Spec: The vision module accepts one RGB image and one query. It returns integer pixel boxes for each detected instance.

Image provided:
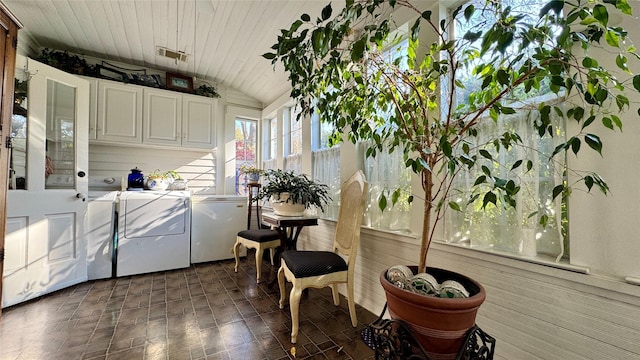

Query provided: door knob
[77,171,86,177]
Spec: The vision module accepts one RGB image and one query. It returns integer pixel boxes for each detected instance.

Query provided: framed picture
[166,72,193,92]
[98,65,126,82]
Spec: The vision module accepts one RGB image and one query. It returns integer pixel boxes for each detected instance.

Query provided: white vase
[270,192,306,216]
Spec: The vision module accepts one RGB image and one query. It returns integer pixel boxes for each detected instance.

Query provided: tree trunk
[418,168,433,273]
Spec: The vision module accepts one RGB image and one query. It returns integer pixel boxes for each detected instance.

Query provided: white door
[3,59,89,308]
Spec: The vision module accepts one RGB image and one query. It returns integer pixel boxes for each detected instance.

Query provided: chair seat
[281,251,348,278]
[237,229,281,242]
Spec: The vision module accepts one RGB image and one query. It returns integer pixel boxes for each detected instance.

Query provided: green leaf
[571,137,581,155]
[610,114,623,130]
[633,75,640,91]
[511,160,522,170]
[410,19,421,42]
[605,30,620,47]
[301,13,311,22]
[392,189,400,205]
[262,52,276,60]
[448,201,461,211]
[585,134,603,154]
[582,115,595,129]
[540,0,563,16]
[321,4,332,21]
[593,5,609,26]
[552,184,564,200]
[540,214,549,228]
[421,10,432,20]
[616,54,629,72]
[378,194,387,212]
[352,39,366,61]
[602,117,613,130]
[479,149,492,160]
[464,5,475,21]
[584,175,594,191]
[482,192,497,209]
[473,175,486,186]
[496,69,509,86]
[616,0,633,15]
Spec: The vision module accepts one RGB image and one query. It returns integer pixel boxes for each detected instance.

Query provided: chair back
[333,170,368,263]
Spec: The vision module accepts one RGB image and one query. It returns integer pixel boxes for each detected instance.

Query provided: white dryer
[117,190,191,277]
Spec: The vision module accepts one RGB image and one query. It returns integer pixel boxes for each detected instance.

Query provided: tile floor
[0,258,378,360]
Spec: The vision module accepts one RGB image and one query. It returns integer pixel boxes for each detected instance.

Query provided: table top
[261,211,319,227]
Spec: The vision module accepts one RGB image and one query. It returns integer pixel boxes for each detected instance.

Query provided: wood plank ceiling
[3,0,332,107]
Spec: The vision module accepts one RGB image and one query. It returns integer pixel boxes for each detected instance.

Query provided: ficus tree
[265,0,640,273]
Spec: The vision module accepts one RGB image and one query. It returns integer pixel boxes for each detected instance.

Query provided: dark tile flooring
[0,257,377,360]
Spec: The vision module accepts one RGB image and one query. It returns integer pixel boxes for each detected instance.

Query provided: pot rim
[380,266,486,309]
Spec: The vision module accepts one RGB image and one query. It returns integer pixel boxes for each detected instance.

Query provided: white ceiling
[3,0,333,107]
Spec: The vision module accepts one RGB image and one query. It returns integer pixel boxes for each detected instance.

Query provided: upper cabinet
[182,94,217,149]
[143,88,181,146]
[96,80,143,144]
[83,77,218,149]
[87,78,216,150]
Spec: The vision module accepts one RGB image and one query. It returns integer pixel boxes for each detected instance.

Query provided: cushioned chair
[277,170,368,343]
[234,187,281,283]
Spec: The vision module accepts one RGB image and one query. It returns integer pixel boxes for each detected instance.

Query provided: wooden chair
[234,184,281,283]
[277,170,368,343]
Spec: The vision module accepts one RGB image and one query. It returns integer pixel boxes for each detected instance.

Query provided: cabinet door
[143,88,181,146]
[182,94,216,149]
[96,80,142,143]
[79,76,98,140]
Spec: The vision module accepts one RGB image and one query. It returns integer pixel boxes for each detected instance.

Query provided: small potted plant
[240,164,263,184]
[257,169,330,216]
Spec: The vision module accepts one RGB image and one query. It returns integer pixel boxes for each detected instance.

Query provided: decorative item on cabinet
[166,72,193,92]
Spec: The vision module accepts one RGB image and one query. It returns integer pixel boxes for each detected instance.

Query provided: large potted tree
[265,0,640,357]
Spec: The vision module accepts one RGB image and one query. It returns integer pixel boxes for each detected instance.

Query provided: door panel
[3,59,89,308]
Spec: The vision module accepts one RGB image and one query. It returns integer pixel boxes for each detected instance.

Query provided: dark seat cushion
[281,251,348,278]
[238,229,281,242]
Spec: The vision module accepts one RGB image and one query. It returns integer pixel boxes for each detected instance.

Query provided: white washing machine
[87,176,122,280]
[117,190,191,277]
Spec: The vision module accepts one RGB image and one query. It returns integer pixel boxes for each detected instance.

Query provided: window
[235,118,258,196]
[360,142,412,232]
[262,117,278,171]
[284,106,302,173]
[312,110,340,219]
[359,37,413,232]
[443,0,566,261]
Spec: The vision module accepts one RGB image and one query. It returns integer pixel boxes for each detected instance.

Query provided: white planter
[146,177,169,191]
[270,192,306,216]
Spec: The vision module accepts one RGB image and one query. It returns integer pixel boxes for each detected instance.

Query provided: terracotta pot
[379,266,486,360]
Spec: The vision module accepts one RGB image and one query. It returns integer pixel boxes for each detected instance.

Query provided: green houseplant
[258,169,330,216]
[266,0,640,356]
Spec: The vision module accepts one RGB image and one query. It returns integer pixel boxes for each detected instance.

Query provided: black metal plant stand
[362,303,496,360]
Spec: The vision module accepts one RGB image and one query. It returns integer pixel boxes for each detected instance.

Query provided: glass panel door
[45,80,76,190]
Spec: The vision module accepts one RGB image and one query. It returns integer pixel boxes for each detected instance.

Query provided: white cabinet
[143,88,182,146]
[143,89,216,149]
[88,79,216,149]
[182,94,217,149]
[83,77,98,140]
[96,80,143,143]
